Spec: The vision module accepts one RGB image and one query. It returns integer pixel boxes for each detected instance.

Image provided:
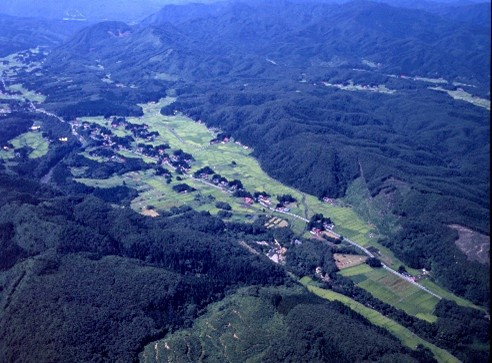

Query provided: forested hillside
[0,133,432,362]
[0,0,490,361]
[25,0,490,306]
[0,0,214,22]
[0,15,85,56]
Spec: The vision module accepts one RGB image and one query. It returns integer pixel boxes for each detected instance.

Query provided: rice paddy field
[75,97,482,315]
[300,277,459,363]
[7,83,46,103]
[0,51,46,103]
[339,264,439,322]
[0,131,50,160]
[79,100,383,236]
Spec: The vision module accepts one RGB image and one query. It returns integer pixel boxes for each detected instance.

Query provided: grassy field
[0,51,46,103]
[75,97,483,314]
[300,277,459,363]
[8,83,46,103]
[77,169,258,224]
[420,279,485,311]
[339,265,439,322]
[0,131,50,159]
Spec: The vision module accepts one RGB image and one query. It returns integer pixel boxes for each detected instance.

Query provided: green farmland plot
[8,83,46,103]
[77,169,259,223]
[0,131,50,159]
[339,265,439,322]
[300,277,459,363]
[76,98,483,316]
[420,279,485,312]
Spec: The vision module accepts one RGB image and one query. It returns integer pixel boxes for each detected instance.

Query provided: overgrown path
[300,193,309,220]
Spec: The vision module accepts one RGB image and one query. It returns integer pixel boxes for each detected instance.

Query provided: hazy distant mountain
[434,2,491,27]
[52,0,489,83]
[376,0,491,27]
[0,14,85,56]
[0,0,217,23]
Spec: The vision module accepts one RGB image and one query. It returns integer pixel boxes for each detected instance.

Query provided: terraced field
[140,287,286,363]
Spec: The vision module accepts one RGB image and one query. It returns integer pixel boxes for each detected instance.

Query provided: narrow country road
[269,204,442,300]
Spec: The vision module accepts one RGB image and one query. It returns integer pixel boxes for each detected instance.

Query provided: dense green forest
[13,0,491,308]
[0,167,285,361]
[0,14,85,57]
[0,142,441,362]
[140,285,437,363]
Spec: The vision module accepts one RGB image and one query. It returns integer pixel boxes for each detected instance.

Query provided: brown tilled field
[334,253,368,270]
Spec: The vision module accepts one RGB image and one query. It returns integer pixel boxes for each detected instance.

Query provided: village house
[323,222,335,230]
[315,266,330,282]
[258,196,272,206]
[323,196,335,205]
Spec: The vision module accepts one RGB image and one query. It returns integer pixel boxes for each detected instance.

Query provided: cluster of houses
[256,192,273,208]
[108,117,159,141]
[74,119,195,173]
[400,268,429,283]
[308,213,335,237]
[75,121,132,150]
[274,194,296,213]
[136,143,170,159]
[208,133,251,151]
[162,149,194,173]
[122,122,158,142]
[193,165,248,194]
